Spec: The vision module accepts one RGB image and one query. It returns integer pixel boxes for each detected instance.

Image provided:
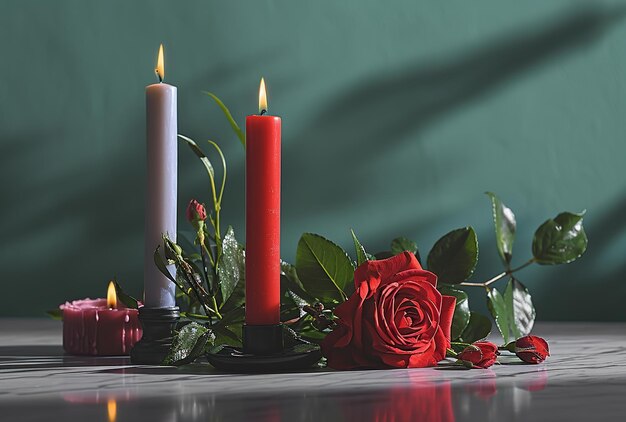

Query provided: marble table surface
[1,319,624,422]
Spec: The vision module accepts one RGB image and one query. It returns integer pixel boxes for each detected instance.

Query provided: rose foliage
[126,93,585,368]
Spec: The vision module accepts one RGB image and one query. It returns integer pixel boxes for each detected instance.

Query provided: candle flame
[107,281,117,309]
[258,77,268,114]
[155,44,165,82]
[107,398,117,422]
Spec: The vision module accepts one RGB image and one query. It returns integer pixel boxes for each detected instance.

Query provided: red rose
[515,335,550,363]
[458,341,499,368]
[186,199,207,222]
[321,252,456,369]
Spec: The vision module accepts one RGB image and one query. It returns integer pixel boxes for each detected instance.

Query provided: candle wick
[155,69,163,83]
[260,109,267,116]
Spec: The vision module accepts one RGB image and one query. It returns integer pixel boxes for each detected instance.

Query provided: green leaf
[213,304,244,344]
[217,226,245,306]
[296,233,355,302]
[487,287,510,344]
[458,312,492,343]
[350,229,368,266]
[438,286,470,341]
[180,312,211,324]
[178,134,215,181]
[427,227,479,284]
[220,276,245,314]
[216,306,245,327]
[162,322,215,366]
[505,278,535,339]
[281,260,315,305]
[391,237,420,262]
[532,211,588,265]
[46,309,63,320]
[213,324,242,346]
[203,91,245,147]
[486,192,516,267]
[154,246,176,283]
[113,281,139,309]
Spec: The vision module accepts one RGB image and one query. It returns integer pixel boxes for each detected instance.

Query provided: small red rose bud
[458,341,499,369]
[186,199,207,222]
[515,335,550,364]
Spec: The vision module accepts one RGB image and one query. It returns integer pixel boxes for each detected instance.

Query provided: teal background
[1,1,625,320]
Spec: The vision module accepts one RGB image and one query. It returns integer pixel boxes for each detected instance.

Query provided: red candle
[60,282,142,355]
[245,78,281,325]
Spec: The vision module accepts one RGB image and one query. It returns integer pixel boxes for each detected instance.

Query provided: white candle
[144,44,177,308]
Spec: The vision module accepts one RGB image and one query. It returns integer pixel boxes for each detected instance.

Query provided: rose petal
[407,342,439,368]
[358,252,421,285]
[387,268,438,289]
[439,295,457,342]
[380,352,410,368]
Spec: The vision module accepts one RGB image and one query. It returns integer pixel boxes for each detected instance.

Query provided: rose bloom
[515,335,550,363]
[458,341,499,368]
[321,252,456,369]
[186,199,207,222]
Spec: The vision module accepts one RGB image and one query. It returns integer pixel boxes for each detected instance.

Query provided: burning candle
[144,44,177,308]
[245,78,282,325]
[60,282,142,355]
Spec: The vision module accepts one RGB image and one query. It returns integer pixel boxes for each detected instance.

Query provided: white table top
[1,319,624,421]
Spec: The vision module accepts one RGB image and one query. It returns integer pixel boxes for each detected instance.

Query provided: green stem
[199,246,215,296]
[206,140,226,264]
[211,296,222,319]
[202,243,215,268]
[181,273,212,319]
[509,258,536,274]
[458,258,536,288]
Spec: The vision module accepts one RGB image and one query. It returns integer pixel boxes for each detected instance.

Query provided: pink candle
[61,283,142,356]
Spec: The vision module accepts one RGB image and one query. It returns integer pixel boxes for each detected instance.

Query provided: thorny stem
[458,258,536,288]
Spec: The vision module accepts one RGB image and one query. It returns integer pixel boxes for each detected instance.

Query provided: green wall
[2,1,625,320]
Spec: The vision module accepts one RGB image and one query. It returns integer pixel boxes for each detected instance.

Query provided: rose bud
[458,341,499,369]
[515,335,550,364]
[186,199,207,222]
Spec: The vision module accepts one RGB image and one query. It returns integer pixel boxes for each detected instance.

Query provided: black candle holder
[130,306,180,365]
[206,323,322,372]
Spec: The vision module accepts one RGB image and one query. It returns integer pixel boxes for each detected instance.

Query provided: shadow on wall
[281,5,626,221]
[2,5,625,318]
[315,5,625,146]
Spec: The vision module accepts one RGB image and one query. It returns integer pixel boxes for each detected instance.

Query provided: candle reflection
[52,367,549,422]
[107,398,117,422]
